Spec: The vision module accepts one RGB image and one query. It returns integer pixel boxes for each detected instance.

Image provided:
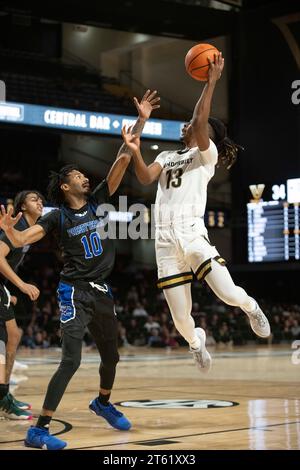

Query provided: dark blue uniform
[35,179,119,411]
[0,217,30,322]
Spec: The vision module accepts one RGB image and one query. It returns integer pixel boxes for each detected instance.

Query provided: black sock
[37,415,52,429]
[0,384,9,401]
[98,392,111,406]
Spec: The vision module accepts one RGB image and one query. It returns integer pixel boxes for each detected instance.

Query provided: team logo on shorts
[117,399,238,409]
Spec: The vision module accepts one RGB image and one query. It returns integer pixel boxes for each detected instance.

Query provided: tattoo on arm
[117,118,146,157]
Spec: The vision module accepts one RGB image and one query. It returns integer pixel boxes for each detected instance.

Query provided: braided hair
[208,117,244,169]
[47,164,81,206]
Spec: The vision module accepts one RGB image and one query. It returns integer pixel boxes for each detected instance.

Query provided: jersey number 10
[81,232,103,259]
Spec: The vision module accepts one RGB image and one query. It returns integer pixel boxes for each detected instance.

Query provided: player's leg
[163,283,212,372]
[24,331,81,450]
[5,318,32,411]
[156,225,211,372]
[6,319,22,382]
[185,231,270,339]
[0,321,8,405]
[0,286,32,420]
[88,290,131,430]
[205,259,270,337]
[163,283,196,346]
[25,282,87,450]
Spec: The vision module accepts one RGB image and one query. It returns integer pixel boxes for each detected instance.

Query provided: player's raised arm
[0,206,45,247]
[117,90,160,158]
[121,125,162,185]
[191,52,224,153]
[107,90,161,195]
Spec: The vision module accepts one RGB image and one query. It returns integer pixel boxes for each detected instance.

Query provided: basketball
[185,43,219,81]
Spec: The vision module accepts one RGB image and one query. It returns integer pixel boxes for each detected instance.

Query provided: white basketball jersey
[154,139,218,225]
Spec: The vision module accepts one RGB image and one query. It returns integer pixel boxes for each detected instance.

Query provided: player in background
[121,54,270,373]
[0,191,43,419]
[0,90,160,449]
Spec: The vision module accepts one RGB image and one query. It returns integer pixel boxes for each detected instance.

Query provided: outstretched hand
[207,52,224,83]
[133,89,160,120]
[0,205,22,232]
[121,125,141,154]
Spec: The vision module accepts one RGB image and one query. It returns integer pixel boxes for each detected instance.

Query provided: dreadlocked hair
[208,117,244,169]
[47,164,81,206]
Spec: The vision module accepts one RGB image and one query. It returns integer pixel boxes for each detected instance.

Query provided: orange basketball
[185,43,219,81]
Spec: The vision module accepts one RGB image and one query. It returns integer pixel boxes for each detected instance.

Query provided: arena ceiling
[0,0,298,41]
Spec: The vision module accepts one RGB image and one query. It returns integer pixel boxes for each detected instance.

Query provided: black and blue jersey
[37,179,115,283]
[0,216,30,285]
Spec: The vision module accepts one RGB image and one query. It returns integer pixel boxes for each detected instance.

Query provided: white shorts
[155,218,226,290]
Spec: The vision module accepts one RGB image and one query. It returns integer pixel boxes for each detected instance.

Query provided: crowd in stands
[11,252,300,351]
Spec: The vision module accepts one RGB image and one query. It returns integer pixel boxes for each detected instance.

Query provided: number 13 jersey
[154,139,218,225]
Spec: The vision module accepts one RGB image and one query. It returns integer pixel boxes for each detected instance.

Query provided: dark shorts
[0,283,15,322]
[57,280,117,341]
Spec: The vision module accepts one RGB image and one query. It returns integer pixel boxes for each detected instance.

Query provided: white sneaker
[10,374,28,385]
[13,360,29,372]
[189,328,212,373]
[243,301,271,338]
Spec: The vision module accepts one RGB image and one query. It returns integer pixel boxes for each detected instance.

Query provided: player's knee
[101,350,119,369]
[60,356,81,374]
[7,329,21,347]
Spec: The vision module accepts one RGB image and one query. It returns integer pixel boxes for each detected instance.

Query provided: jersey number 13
[166,168,183,189]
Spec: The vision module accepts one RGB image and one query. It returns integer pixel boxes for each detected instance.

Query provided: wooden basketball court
[1,345,299,450]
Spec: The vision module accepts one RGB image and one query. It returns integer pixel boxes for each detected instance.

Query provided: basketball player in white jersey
[121,52,270,373]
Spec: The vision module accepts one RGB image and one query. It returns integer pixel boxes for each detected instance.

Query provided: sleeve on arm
[91,179,110,205]
[0,217,30,250]
[36,209,60,235]
[154,151,167,169]
[198,139,218,166]
[0,232,13,251]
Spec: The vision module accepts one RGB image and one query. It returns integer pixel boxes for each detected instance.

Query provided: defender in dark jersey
[0,90,160,450]
[0,191,43,419]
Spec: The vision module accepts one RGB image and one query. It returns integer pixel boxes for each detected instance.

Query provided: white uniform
[154,139,225,289]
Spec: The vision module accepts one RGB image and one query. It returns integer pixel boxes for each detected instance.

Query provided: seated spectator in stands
[271,314,283,343]
[127,286,139,303]
[144,315,160,334]
[291,319,300,339]
[35,331,50,349]
[147,328,165,348]
[132,302,148,318]
[216,322,233,348]
[283,319,293,340]
[50,328,62,347]
[126,318,147,346]
[118,321,130,348]
[161,325,179,349]
[22,326,36,349]
[205,329,216,347]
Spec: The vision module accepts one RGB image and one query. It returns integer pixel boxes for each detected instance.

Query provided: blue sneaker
[24,426,67,450]
[89,398,131,431]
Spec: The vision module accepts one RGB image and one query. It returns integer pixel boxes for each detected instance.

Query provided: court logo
[117,399,238,409]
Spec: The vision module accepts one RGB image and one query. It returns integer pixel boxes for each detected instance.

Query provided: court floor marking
[69,420,300,450]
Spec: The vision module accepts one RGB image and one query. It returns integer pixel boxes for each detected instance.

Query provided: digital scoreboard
[248,201,299,262]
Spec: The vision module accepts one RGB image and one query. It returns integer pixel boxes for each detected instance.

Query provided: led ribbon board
[0,101,184,141]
